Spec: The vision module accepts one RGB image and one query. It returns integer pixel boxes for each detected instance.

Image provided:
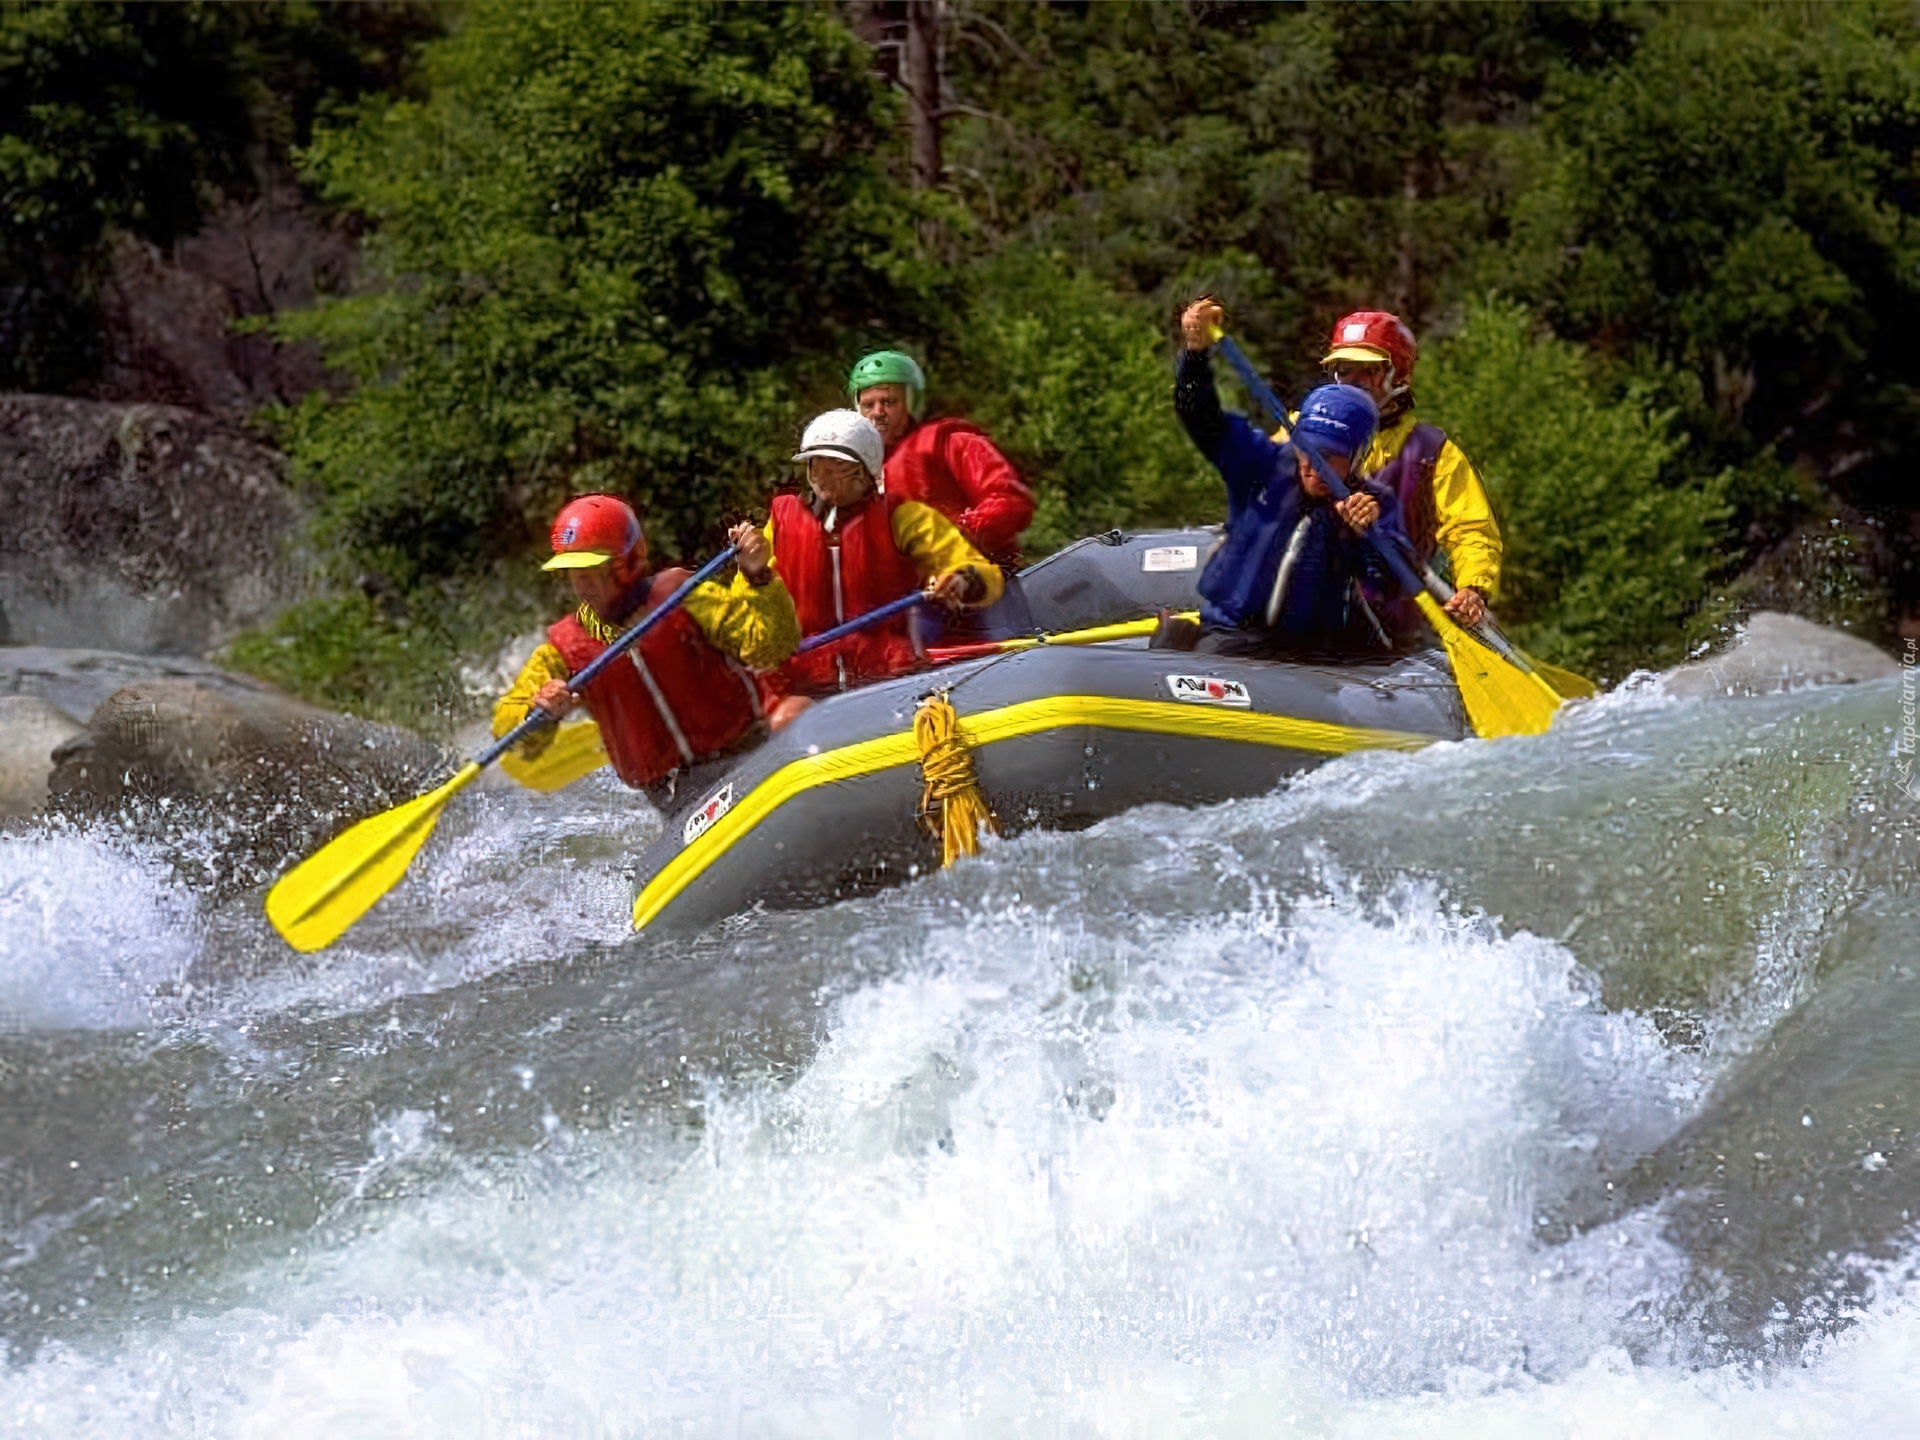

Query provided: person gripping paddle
[492,495,798,804]
[759,409,1004,730]
[264,522,770,954]
[1193,308,1582,737]
[1159,297,1409,659]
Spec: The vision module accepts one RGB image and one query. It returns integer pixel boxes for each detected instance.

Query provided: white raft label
[1141,545,1198,573]
[683,783,735,845]
[1166,674,1251,708]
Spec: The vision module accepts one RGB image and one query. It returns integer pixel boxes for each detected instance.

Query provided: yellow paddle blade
[1525,654,1599,700]
[1418,594,1562,739]
[265,763,483,953]
[499,718,608,793]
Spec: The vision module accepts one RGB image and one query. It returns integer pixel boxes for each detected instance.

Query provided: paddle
[793,588,925,655]
[1208,332,1564,738]
[498,715,609,793]
[1412,560,1596,700]
[925,611,1201,664]
[501,587,935,796]
[265,546,740,953]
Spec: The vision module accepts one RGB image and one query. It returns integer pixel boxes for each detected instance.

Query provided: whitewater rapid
[1,676,1916,1436]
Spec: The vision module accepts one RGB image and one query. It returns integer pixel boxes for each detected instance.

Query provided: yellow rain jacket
[1359,413,1503,598]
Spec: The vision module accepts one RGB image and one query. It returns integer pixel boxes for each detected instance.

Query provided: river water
[1,673,1916,1436]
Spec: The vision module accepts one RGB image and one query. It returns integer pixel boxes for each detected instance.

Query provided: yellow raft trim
[631,693,1433,932]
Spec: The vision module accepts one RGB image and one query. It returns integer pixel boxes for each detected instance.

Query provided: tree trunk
[906,0,943,191]
[1394,158,1421,323]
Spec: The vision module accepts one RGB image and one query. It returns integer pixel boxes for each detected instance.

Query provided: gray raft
[630,641,1465,934]
[626,526,1467,933]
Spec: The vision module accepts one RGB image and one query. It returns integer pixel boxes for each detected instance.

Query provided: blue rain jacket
[1195,415,1403,630]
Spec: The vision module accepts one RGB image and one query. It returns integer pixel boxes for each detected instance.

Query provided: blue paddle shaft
[793,589,925,655]
[475,544,740,769]
[1210,336,1427,600]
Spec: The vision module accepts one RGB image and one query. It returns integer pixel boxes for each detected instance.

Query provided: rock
[47,679,450,895]
[0,696,84,817]
[89,184,353,420]
[1662,611,1899,699]
[459,626,550,703]
[0,394,297,654]
[0,644,277,724]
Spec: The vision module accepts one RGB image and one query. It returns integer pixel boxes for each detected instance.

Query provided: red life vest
[771,489,923,694]
[546,569,763,789]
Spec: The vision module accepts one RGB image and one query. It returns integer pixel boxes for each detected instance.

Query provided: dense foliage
[1519,5,1920,509]
[273,0,926,588]
[0,1,434,391]
[6,0,1918,711]
[1420,301,1729,677]
[937,248,1216,557]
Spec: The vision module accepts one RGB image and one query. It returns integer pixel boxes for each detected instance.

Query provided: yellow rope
[913,692,997,866]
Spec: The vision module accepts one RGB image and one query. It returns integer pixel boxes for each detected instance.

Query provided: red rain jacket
[882,417,1033,566]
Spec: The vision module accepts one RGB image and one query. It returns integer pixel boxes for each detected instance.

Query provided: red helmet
[543,494,643,571]
[1323,311,1417,393]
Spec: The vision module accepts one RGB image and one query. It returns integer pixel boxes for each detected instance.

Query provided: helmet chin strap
[1329,356,1411,418]
[1376,384,1415,426]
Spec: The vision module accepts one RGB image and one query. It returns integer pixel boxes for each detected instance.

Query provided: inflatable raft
[1014,524,1228,634]
[630,640,1466,934]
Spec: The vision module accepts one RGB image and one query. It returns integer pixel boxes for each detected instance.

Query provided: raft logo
[1141,545,1198,573]
[683,783,735,845]
[1166,674,1251,708]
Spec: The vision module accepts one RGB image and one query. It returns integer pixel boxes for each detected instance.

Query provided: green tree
[935,2,1639,395]
[275,0,926,592]
[940,246,1215,555]
[0,1,436,391]
[1506,3,1920,555]
[1422,300,1730,678]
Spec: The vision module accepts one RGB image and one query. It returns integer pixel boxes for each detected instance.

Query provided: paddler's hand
[1334,491,1379,533]
[1443,584,1488,625]
[730,521,772,585]
[925,569,980,613]
[1179,296,1225,352]
[533,679,578,719]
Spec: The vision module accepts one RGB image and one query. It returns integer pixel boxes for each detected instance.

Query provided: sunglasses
[1325,361,1387,382]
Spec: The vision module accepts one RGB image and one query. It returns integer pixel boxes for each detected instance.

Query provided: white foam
[0,765,664,1030]
[2,682,1909,1432]
[3,879,1812,1435]
[213,773,663,1018]
[0,831,200,1030]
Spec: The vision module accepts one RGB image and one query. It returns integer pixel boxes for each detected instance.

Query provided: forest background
[4,0,1916,724]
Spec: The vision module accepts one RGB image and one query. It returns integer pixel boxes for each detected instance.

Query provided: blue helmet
[1292,383,1378,459]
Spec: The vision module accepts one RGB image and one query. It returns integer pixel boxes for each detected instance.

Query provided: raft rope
[913,690,997,866]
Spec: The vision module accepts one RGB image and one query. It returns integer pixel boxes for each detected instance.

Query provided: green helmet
[847,350,925,415]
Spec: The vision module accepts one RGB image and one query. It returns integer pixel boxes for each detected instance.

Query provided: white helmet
[792,409,885,485]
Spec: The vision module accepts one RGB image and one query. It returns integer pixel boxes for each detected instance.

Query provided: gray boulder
[0,696,84,817]
[48,679,450,895]
[0,644,274,724]
[1662,611,1898,698]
